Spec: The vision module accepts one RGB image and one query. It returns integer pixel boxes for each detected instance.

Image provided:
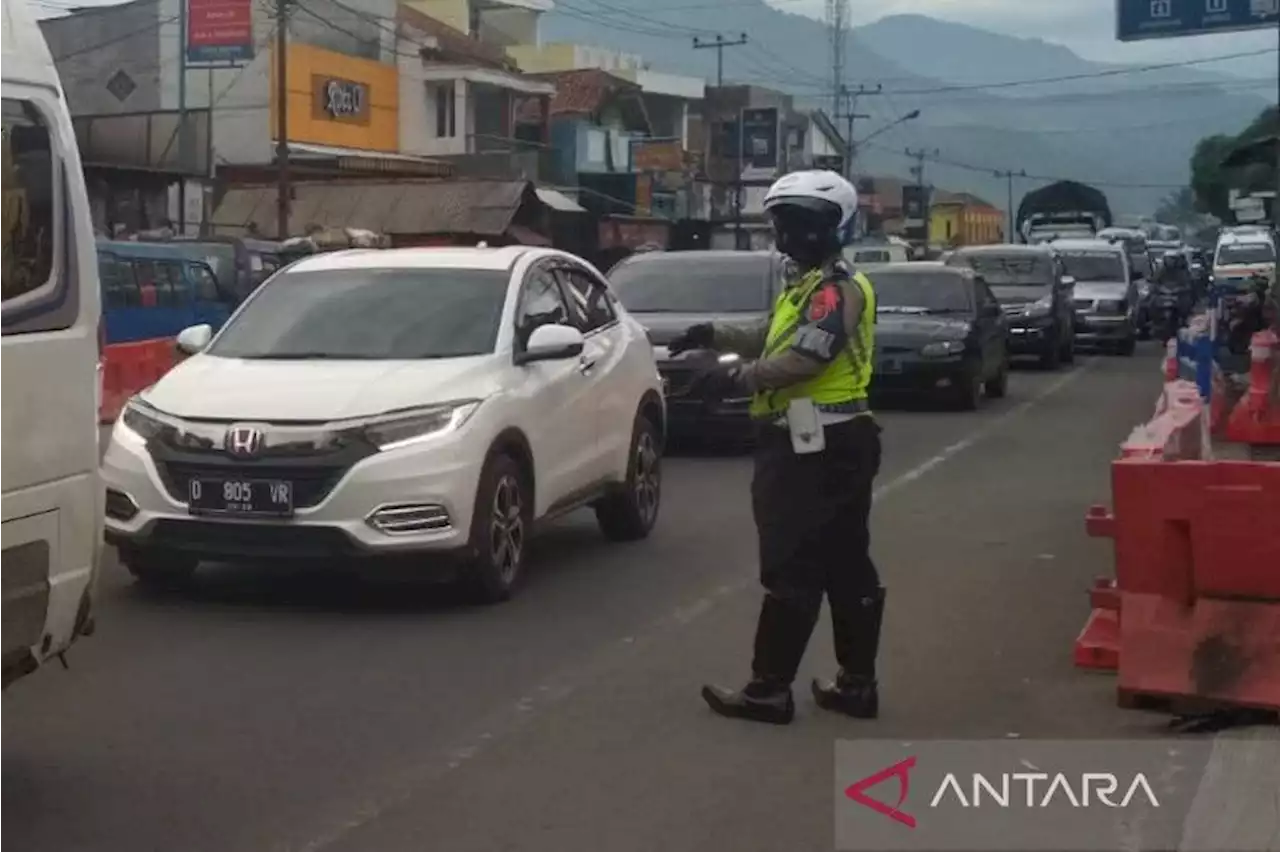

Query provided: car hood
[140,354,503,421]
[1072,281,1127,300]
[875,313,971,343]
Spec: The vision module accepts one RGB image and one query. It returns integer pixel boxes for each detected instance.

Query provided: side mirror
[175,323,213,355]
[515,323,585,365]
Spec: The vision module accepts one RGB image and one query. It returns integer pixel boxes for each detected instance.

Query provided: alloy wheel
[489,474,524,583]
[633,431,661,528]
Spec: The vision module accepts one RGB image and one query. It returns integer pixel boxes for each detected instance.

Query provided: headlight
[355,401,482,451]
[717,352,741,364]
[920,340,966,358]
[120,398,171,441]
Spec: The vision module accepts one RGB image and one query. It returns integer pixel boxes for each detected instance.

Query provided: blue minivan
[97,240,235,345]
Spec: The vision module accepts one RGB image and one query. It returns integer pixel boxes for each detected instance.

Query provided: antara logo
[845,757,1160,829]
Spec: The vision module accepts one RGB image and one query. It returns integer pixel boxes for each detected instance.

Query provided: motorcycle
[1150,284,1189,343]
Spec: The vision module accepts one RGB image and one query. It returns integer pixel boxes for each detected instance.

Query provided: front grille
[1096,299,1127,315]
[659,365,699,397]
[1073,298,1095,311]
[1001,303,1028,315]
[149,519,357,559]
[157,461,346,509]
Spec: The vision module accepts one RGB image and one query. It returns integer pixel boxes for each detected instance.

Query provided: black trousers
[749,415,883,685]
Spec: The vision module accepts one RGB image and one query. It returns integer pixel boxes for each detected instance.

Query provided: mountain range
[540,7,1278,215]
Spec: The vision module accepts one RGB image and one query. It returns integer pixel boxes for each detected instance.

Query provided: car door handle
[578,357,597,374]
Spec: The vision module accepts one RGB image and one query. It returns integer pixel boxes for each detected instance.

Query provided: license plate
[880,359,903,374]
[188,477,294,517]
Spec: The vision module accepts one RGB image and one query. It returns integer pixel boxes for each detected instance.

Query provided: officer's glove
[668,323,715,356]
[690,363,744,400]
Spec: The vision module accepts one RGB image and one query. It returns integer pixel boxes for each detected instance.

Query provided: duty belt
[758,398,871,427]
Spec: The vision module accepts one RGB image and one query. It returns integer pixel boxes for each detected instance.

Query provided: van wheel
[462,453,530,603]
[118,546,197,590]
[595,413,662,541]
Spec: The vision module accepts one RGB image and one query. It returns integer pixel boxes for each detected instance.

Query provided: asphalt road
[5,346,1190,852]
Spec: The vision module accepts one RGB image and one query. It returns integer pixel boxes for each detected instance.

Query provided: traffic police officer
[668,170,885,726]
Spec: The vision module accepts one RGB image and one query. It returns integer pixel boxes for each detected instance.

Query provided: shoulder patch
[808,284,840,322]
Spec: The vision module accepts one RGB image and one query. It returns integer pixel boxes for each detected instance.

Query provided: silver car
[1051,239,1139,356]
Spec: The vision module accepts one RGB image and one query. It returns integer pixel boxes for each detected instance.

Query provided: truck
[1015,180,1113,245]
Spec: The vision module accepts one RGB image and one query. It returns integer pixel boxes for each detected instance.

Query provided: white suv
[101,247,666,601]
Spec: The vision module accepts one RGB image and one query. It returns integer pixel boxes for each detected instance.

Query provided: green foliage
[1190,106,1278,221]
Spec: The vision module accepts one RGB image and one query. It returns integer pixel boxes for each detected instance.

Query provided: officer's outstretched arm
[711,319,770,357]
[736,279,863,394]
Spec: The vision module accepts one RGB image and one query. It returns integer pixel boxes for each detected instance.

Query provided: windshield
[873,272,973,313]
[609,255,773,313]
[1057,251,1126,282]
[947,253,1052,288]
[1216,243,1275,266]
[207,268,508,359]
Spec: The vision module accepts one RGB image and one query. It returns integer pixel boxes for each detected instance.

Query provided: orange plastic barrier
[1224,329,1280,446]
[1122,380,1203,461]
[1083,458,1280,711]
[99,338,177,423]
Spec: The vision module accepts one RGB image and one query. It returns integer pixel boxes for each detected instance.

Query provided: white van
[845,238,911,266]
[1213,230,1276,286]
[2,0,104,688]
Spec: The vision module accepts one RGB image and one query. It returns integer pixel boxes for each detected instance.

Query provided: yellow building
[929,192,1004,248]
[270,43,401,153]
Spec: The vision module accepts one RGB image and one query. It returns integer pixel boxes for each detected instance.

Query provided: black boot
[701,678,795,725]
[814,587,885,719]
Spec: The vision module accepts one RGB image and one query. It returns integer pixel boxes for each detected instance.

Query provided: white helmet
[763,170,859,232]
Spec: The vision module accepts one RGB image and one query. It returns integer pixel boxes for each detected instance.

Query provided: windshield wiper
[878,305,930,314]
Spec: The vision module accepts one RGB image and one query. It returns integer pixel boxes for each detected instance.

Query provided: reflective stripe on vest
[748,270,877,419]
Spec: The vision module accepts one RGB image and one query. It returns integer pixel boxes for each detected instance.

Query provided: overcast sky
[829,0,1280,78]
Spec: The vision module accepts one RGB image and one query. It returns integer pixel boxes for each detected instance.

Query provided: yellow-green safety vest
[748,268,876,420]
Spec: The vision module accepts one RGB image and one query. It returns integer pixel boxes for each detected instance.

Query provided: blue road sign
[1117,0,1279,41]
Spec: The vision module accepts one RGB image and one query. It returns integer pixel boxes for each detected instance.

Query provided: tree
[1153,186,1201,226]
[1189,106,1279,221]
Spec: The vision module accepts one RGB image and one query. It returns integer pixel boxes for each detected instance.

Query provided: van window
[189,262,220,301]
[2,98,56,303]
[99,252,141,307]
[853,250,891,264]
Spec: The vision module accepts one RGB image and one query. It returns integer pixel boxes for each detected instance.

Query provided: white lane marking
[289,361,1095,852]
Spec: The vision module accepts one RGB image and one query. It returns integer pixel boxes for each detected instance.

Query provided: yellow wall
[930,204,961,246]
[931,202,1003,246]
[507,43,578,73]
[270,43,399,153]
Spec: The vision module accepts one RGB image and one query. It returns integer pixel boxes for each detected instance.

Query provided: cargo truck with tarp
[1016,181,1113,245]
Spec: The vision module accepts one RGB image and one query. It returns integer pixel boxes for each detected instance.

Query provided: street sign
[1116,0,1278,42]
[739,107,780,180]
[187,0,255,64]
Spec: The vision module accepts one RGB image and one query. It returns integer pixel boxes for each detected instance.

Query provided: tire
[595,413,662,542]
[118,545,197,590]
[1117,336,1137,357]
[984,358,1009,399]
[953,369,982,411]
[462,452,531,603]
[1039,338,1061,371]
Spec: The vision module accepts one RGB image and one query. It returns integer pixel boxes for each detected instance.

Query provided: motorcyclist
[1152,250,1193,338]
[665,170,884,726]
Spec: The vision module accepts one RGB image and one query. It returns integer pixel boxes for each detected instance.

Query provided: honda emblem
[225,425,264,457]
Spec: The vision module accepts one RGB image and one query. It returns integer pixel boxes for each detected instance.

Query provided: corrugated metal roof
[212,180,535,239]
[536,187,585,212]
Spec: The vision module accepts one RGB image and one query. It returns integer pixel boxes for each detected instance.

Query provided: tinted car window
[516,267,570,348]
[872,271,973,313]
[208,268,508,359]
[1056,251,1127,282]
[559,267,615,332]
[2,97,57,304]
[1216,243,1275,265]
[610,255,773,313]
[948,252,1053,289]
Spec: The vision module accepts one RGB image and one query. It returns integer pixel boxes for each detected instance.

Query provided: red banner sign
[187,0,254,64]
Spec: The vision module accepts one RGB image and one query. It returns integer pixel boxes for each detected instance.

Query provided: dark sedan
[866,264,1010,410]
[609,250,784,444]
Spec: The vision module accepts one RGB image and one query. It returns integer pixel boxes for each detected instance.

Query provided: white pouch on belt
[786,398,826,455]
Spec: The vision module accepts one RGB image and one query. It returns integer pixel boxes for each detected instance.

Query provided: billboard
[187,0,255,64]
[740,107,780,180]
[1116,0,1278,41]
[902,184,929,242]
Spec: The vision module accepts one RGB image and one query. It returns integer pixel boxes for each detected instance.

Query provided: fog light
[105,488,139,521]
[366,503,452,534]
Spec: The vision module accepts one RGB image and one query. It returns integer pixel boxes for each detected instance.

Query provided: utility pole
[838,83,880,179]
[993,168,1026,243]
[904,147,937,251]
[275,0,291,240]
[693,34,748,248]
[177,0,189,234]
[825,0,847,119]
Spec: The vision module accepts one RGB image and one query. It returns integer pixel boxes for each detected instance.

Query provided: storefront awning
[284,142,454,178]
